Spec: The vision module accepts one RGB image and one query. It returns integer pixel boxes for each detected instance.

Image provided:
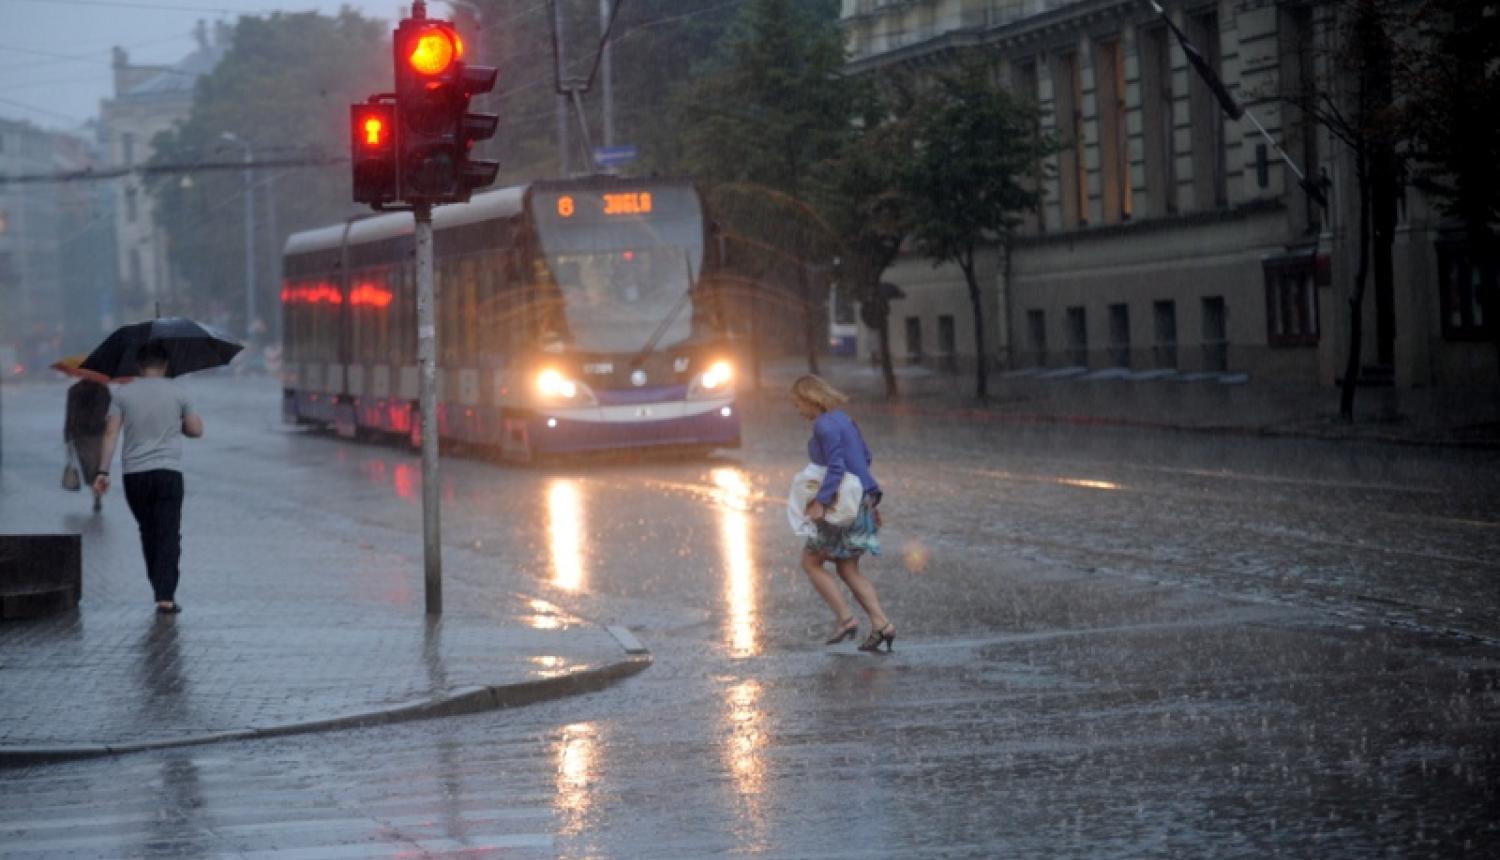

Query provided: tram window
[376,272,390,366]
[392,268,406,366]
[439,260,458,366]
[460,257,479,367]
[400,266,416,366]
[476,251,501,366]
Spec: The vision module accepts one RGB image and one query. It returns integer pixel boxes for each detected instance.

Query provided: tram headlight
[700,360,733,390]
[537,368,579,399]
[689,359,735,400]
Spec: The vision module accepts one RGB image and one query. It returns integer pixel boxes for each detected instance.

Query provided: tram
[281,176,740,458]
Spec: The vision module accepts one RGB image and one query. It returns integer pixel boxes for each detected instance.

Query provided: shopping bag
[787,464,863,536]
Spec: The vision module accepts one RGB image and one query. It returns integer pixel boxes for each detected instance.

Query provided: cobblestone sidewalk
[0,384,646,763]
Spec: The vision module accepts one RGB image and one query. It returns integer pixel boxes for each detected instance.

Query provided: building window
[1094,37,1132,223]
[1202,296,1228,371]
[125,185,138,223]
[1012,58,1044,233]
[1436,240,1495,341]
[1052,51,1088,228]
[129,247,143,288]
[1263,254,1321,347]
[1153,300,1178,369]
[1138,25,1177,217]
[1187,11,1228,211]
[904,316,923,363]
[1027,309,1047,367]
[1108,302,1131,367]
[937,314,956,371]
[122,132,135,167]
[1066,305,1088,366]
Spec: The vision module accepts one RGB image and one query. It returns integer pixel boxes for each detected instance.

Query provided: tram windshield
[532,185,704,354]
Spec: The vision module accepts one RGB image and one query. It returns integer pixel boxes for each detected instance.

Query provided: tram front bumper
[529,398,740,453]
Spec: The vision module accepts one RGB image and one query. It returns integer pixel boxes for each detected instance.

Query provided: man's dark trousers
[123,469,184,602]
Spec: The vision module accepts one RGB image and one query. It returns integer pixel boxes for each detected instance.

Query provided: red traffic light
[406,27,459,76]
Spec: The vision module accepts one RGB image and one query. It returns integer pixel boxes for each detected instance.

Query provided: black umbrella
[82,317,244,379]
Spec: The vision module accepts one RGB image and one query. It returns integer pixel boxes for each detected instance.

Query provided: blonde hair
[790,374,848,412]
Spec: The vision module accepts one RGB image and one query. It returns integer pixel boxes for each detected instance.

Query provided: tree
[902,57,1051,400]
[672,0,850,379]
[473,0,741,181]
[1399,0,1500,372]
[1291,0,1403,419]
[813,73,921,398]
[147,11,389,335]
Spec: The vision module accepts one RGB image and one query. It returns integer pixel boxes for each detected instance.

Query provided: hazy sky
[0,0,410,132]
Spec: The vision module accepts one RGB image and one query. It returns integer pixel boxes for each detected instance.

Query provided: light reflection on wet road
[2,377,1497,857]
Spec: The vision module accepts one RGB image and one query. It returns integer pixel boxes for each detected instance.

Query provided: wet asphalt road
[2,376,1498,858]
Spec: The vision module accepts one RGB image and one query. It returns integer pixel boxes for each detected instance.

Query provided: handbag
[61,461,81,491]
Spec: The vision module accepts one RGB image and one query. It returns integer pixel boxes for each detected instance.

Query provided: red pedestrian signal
[350,101,397,206]
[362,116,386,146]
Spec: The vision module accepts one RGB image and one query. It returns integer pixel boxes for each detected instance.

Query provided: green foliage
[903,59,1050,270]
[1399,0,1500,245]
[474,0,740,181]
[814,73,919,295]
[674,0,846,195]
[147,11,389,332]
[901,56,1054,398]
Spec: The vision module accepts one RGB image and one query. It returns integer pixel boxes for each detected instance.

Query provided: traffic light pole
[414,202,443,615]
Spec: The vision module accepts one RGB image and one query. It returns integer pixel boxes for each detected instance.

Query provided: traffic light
[350,5,500,208]
[350,100,397,206]
[393,17,462,201]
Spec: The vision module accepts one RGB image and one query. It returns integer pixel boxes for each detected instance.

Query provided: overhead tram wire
[0,94,90,125]
[1,0,279,13]
[0,153,346,186]
[0,29,199,73]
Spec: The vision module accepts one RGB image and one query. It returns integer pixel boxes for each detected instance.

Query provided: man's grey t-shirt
[108,378,196,474]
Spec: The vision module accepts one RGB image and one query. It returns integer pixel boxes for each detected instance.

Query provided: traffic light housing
[350,100,397,206]
[392,17,499,204]
[393,18,461,201]
[456,64,499,201]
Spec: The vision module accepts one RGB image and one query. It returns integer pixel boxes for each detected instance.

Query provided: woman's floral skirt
[804,493,881,560]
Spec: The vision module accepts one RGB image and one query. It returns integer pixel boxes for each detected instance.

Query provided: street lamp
[221,132,256,340]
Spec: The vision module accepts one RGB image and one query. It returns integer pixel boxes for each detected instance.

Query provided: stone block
[0,534,82,619]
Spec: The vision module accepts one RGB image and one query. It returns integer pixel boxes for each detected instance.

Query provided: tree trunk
[876,302,898,398]
[961,254,988,401]
[1340,151,1371,420]
[799,263,820,375]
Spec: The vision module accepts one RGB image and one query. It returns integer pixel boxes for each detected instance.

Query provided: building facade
[841,0,1496,388]
[98,23,225,325]
[0,120,118,369]
[0,118,65,372]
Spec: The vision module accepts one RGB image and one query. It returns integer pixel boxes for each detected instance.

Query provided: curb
[0,642,650,769]
[847,400,1500,450]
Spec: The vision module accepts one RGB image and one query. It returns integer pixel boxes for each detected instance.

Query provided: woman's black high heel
[858,623,895,653]
[825,616,858,645]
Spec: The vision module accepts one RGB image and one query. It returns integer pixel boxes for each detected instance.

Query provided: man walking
[94,340,204,614]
